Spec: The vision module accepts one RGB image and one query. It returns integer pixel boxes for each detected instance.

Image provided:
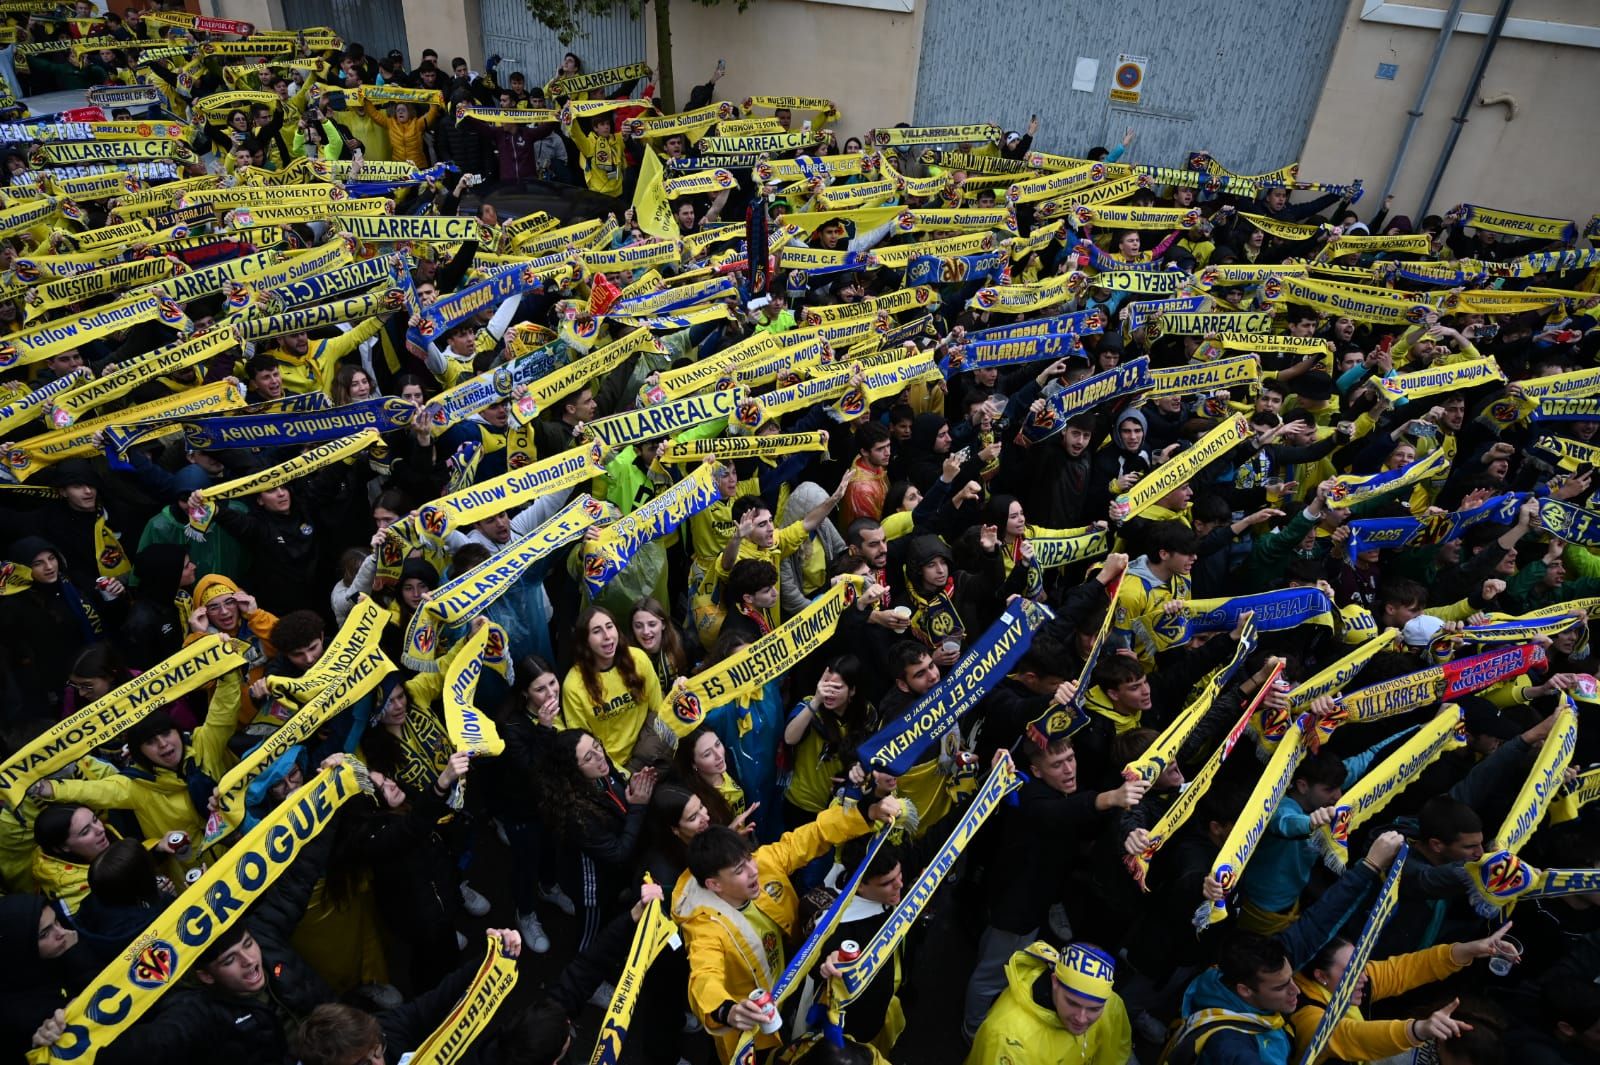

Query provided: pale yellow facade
[1301,0,1600,226]
[212,0,1596,226]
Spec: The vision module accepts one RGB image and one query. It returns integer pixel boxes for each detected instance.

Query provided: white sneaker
[518,911,551,954]
[539,883,577,916]
[459,881,491,917]
[455,931,468,950]
[588,980,615,1008]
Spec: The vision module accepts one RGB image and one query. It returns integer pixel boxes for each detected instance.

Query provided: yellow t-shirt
[688,479,760,569]
[714,522,809,590]
[715,773,747,818]
[785,726,839,814]
[742,898,786,976]
[559,647,663,766]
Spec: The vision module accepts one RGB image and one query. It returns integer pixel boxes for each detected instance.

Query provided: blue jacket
[1238,740,1390,912]
[1178,859,1379,1065]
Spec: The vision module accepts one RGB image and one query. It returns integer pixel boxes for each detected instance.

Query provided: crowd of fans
[0,5,1597,1065]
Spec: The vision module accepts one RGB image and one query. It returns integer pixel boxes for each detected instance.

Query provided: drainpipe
[1417,0,1514,220]
[1375,0,1464,210]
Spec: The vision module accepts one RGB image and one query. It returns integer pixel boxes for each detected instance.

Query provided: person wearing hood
[117,542,196,669]
[135,496,250,587]
[32,813,340,1065]
[901,412,983,491]
[378,556,438,662]
[5,460,134,590]
[28,669,243,855]
[184,573,280,726]
[0,536,111,717]
[1169,832,1400,1065]
[0,894,97,1057]
[967,941,1132,1065]
[1087,407,1153,519]
[898,529,1022,669]
[779,481,848,616]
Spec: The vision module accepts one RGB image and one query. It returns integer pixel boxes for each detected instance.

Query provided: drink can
[837,940,861,964]
[184,867,204,886]
[166,830,192,860]
[748,988,783,1034]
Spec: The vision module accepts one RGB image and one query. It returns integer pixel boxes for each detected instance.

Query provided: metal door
[479,0,648,89]
[281,0,411,58]
[912,0,1348,176]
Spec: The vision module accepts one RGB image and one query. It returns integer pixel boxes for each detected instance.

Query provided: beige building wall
[209,0,481,69]
[1302,0,1600,226]
[645,0,924,141]
[398,0,484,71]
[209,0,282,31]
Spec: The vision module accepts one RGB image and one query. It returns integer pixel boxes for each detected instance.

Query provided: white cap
[1401,614,1446,648]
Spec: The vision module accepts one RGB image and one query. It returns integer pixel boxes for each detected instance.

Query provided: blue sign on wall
[1376,63,1398,80]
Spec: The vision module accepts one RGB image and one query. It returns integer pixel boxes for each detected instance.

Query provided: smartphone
[716,58,725,73]
[1577,462,1595,478]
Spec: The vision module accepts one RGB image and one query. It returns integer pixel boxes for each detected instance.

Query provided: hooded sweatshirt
[778,481,846,616]
[49,674,243,847]
[966,942,1132,1065]
[0,536,104,714]
[1088,408,1152,516]
[1173,860,1379,1065]
[0,895,98,1057]
[184,573,280,725]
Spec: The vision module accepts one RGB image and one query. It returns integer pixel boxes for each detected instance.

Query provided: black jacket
[984,777,1106,934]
[117,542,191,669]
[0,896,99,1058]
[99,834,335,1065]
[212,495,326,616]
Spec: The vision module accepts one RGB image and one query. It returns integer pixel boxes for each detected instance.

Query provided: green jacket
[137,501,251,585]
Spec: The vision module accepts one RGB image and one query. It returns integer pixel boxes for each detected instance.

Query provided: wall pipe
[1417,0,1515,220]
[1375,0,1465,211]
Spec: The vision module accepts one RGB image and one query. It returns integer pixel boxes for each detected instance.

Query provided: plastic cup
[1488,935,1521,977]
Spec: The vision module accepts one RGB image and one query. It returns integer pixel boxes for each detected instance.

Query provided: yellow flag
[633,145,678,240]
